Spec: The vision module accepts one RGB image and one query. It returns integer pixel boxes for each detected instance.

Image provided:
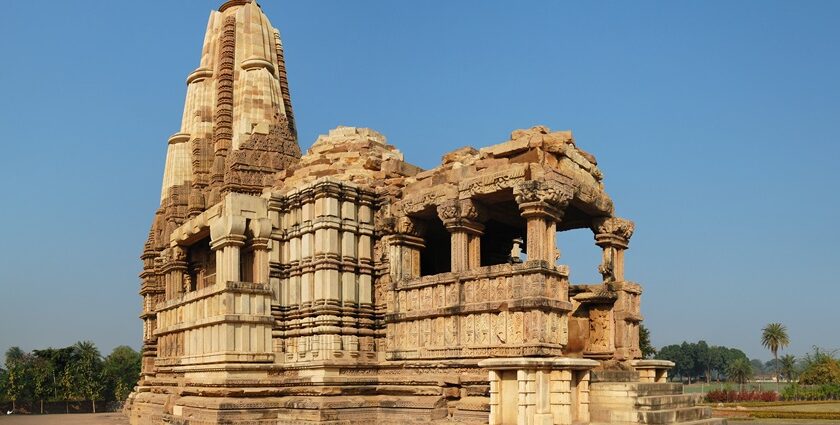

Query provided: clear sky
[1,1,838,363]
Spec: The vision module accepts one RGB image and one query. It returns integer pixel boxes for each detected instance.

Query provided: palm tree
[761,323,790,382]
[727,358,753,392]
[779,354,797,383]
[4,347,25,366]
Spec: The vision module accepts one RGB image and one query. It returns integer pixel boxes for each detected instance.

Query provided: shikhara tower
[129,2,725,425]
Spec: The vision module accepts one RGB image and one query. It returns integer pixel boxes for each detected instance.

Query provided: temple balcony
[385,261,571,360]
[153,281,274,368]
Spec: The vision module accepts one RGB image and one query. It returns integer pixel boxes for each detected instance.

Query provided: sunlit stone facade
[127,2,725,425]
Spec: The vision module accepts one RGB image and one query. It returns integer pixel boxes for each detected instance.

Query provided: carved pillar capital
[209,215,247,249]
[160,246,188,273]
[248,217,273,250]
[396,216,426,238]
[436,199,484,235]
[592,217,635,249]
[513,180,572,220]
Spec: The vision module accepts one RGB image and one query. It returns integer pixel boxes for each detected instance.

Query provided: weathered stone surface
[129,2,718,425]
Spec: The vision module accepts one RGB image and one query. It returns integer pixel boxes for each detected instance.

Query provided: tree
[639,325,656,359]
[5,347,25,364]
[750,359,766,375]
[4,347,32,412]
[727,358,753,392]
[779,354,797,383]
[0,367,7,402]
[103,346,141,402]
[694,341,711,383]
[72,341,105,413]
[31,357,54,414]
[761,322,790,382]
[799,347,840,385]
[679,342,696,383]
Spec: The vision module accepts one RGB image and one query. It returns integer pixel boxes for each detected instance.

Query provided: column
[592,217,634,282]
[592,216,638,359]
[437,199,484,272]
[390,216,425,279]
[162,246,188,300]
[514,181,572,263]
[210,215,247,283]
[249,218,272,284]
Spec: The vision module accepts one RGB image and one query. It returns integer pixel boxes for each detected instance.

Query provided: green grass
[751,403,840,413]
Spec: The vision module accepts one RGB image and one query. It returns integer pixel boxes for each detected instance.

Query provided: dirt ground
[0,413,129,424]
[743,421,840,425]
[0,413,837,425]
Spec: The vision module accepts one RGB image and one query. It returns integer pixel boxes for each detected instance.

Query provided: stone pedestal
[480,357,599,425]
[631,359,674,383]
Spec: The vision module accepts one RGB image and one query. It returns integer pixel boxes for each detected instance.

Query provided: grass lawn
[751,403,840,413]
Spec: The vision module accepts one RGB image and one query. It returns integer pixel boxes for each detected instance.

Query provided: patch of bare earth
[0,413,129,424]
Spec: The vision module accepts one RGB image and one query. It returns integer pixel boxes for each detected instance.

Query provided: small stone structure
[126,2,725,425]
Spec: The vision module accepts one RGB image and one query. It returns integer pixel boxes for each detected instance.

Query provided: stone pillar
[437,199,484,272]
[592,217,641,360]
[162,246,188,300]
[249,217,272,284]
[514,181,573,263]
[210,215,247,283]
[592,217,634,282]
[390,216,425,279]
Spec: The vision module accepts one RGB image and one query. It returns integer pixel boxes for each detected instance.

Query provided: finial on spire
[219,0,254,12]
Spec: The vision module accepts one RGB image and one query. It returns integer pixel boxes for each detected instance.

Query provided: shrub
[706,389,778,403]
[781,384,840,401]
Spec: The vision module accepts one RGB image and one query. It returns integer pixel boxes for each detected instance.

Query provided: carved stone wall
[270,180,378,364]
[130,3,666,425]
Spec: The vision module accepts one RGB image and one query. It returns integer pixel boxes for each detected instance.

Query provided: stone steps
[668,418,727,425]
[636,393,705,410]
[637,383,684,396]
[638,406,712,424]
[591,381,725,425]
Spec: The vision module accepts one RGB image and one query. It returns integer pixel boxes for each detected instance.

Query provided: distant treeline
[656,341,751,383]
[0,342,140,414]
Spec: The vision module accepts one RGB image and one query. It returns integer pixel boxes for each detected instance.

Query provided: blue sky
[1,1,838,362]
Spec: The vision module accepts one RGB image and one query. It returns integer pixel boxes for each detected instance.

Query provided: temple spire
[158,0,299,205]
[219,0,254,12]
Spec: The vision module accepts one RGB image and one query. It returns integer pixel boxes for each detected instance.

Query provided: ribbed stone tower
[129,2,726,425]
[140,0,298,378]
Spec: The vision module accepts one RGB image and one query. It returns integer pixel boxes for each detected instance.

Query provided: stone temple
[127,2,724,425]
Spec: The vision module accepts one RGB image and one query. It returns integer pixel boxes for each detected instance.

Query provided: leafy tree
[639,325,656,359]
[707,346,729,381]
[750,358,766,375]
[59,365,80,413]
[4,348,33,412]
[727,357,753,391]
[799,347,840,385]
[679,342,696,383]
[761,322,790,382]
[779,354,797,383]
[31,356,54,414]
[103,346,141,402]
[72,341,105,413]
[694,341,711,383]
